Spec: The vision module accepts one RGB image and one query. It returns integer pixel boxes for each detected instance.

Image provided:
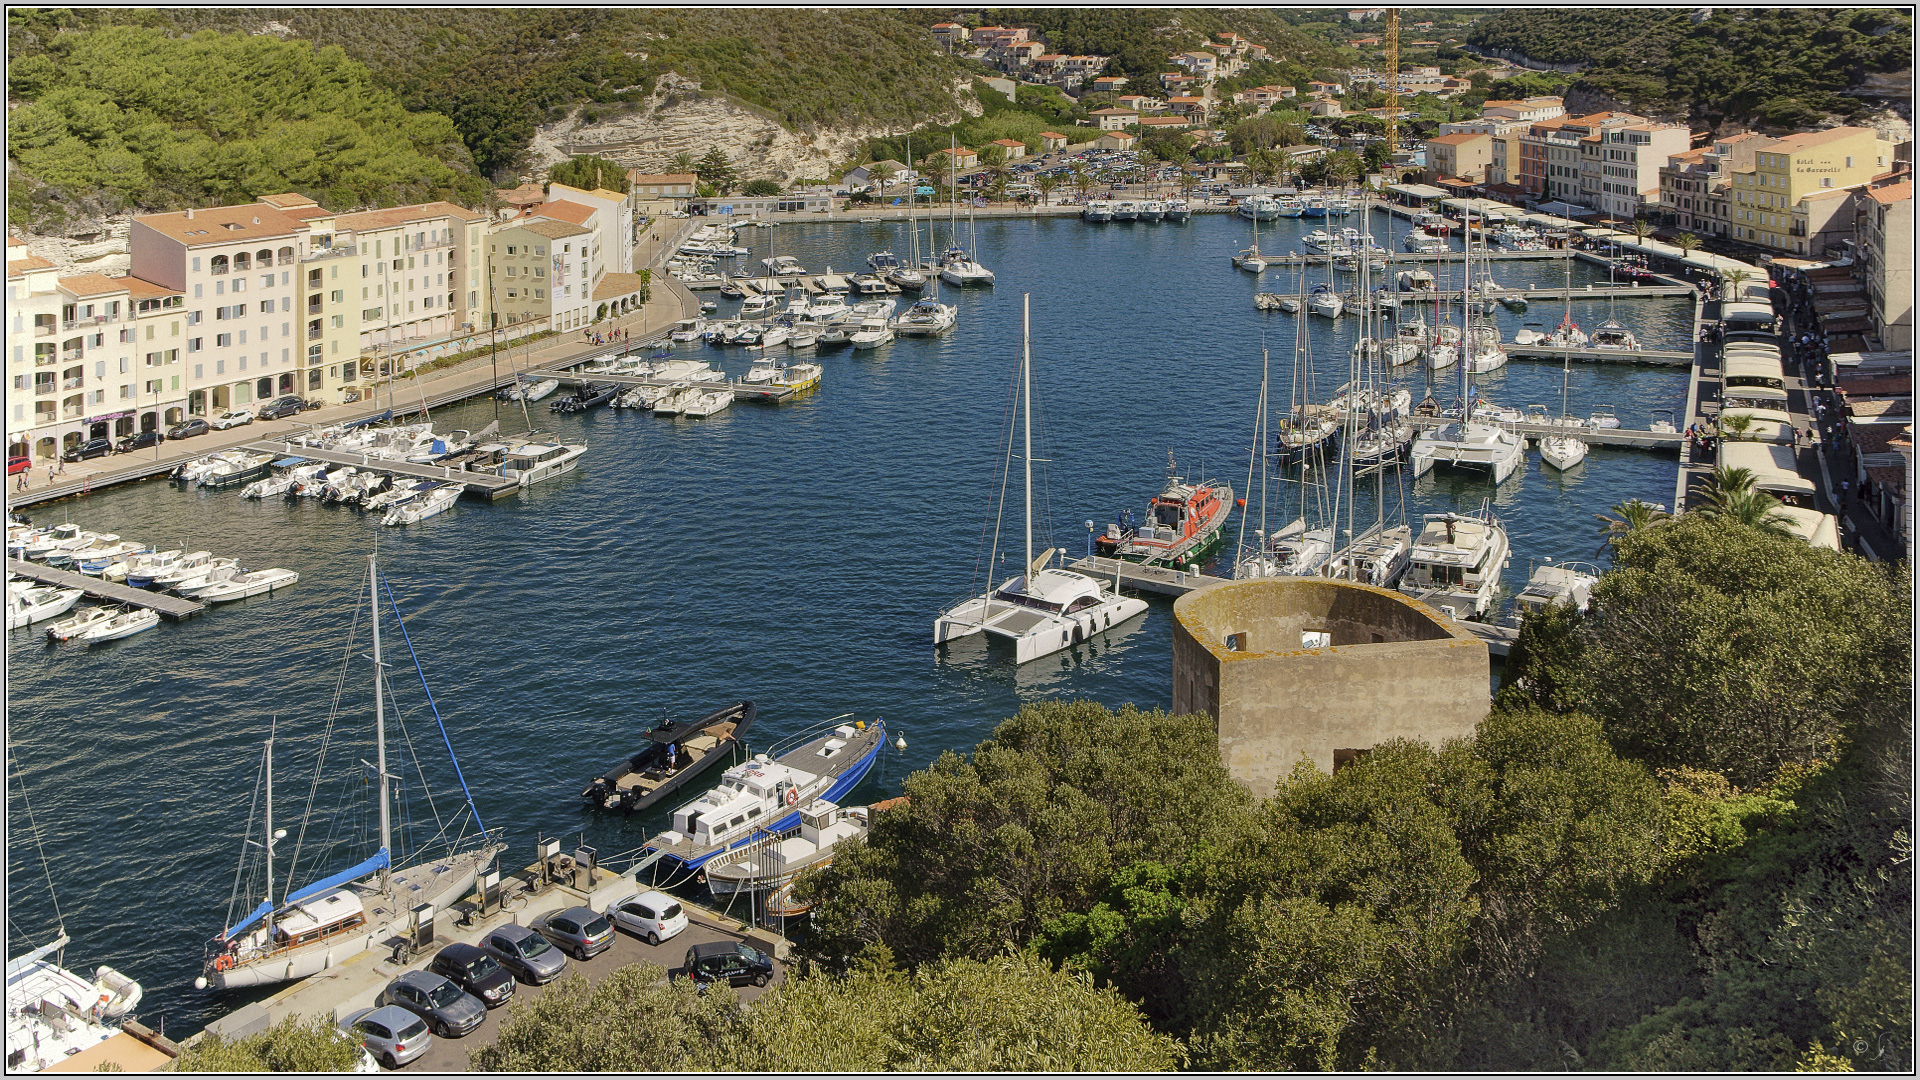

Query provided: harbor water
[5,209,1689,1034]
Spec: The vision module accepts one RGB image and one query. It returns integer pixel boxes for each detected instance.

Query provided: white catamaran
[197,557,502,991]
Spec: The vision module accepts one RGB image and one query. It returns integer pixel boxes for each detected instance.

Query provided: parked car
[339,1004,433,1070]
[605,890,688,946]
[682,940,774,988]
[426,942,516,1009]
[536,905,615,961]
[210,408,255,430]
[62,438,113,462]
[167,418,211,440]
[7,455,30,476]
[257,396,306,421]
[482,923,568,985]
[114,431,164,454]
[375,969,486,1039]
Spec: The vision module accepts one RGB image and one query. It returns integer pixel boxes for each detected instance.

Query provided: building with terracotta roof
[1728,126,1893,254]
[1039,132,1070,151]
[1095,131,1138,151]
[1855,181,1911,350]
[1137,116,1192,131]
[988,138,1029,161]
[1425,132,1494,186]
[489,218,594,331]
[930,22,969,49]
[1167,95,1208,119]
[931,146,979,170]
[1089,107,1139,132]
[1589,121,1690,220]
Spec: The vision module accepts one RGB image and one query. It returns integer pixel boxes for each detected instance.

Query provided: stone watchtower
[1171,578,1489,796]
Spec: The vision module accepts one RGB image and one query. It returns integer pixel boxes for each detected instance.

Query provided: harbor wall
[1171,578,1489,795]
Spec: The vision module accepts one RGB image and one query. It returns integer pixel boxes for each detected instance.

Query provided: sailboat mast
[263,733,274,931]
[1022,294,1033,575]
[1461,204,1472,411]
[370,555,391,882]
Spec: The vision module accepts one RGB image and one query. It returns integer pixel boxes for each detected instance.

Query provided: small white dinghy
[173,563,244,597]
[680,389,734,418]
[363,479,429,512]
[382,485,459,527]
[197,568,300,603]
[46,604,115,641]
[79,606,160,644]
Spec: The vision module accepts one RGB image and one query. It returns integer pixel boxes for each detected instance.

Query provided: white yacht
[890,297,957,336]
[6,935,151,1073]
[938,247,994,287]
[680,388,734,418]
[1410,414,1524,484]
[198,567,301,600]
[1591,320,1639,350]
[1425,324,1462,369]
[78,606,159,642]
[1463,323,1509,373]
[45,605,113,641]
[497,441,587,486]
[1508,560,1600,625]
[1080,200,1114,222]
[669,318,706,342]
[1387,317,1427,366]
[1397,508,1511,621]
[1112,200,1139,222]
[381,485,459,527]
[1237,195,1280,221]
[849,318,894,349]
[1539,431,1589,470]
[1308,285,1344,318]
[1139,199,1167,222]
[761,255,805,277]
[933,297,1148,664]
[739,294,778,318]
[6,586,83,630]
[1164,199,1192,222]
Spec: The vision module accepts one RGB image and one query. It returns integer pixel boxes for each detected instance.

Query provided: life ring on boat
[213,954,235,973]
[784,788,799,807]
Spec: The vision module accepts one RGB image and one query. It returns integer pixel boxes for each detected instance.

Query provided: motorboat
[1112,200,1139,222]
[1508,560,1600,625]
[933,297,1148,664]
[1397,508,1511,621]
[19,524,92,561]
[890,297,957,336]
[1274,196,1304,218]
[40,531,118,568]
[1308,284,1344,318]
[71,541,146,576]
[1398,267,1436,291]
[848,319,894,350]
[45,604,114,641]
[381,485,459,527]
[492,442,587,486]
[79,606,160,643]
[1301,229,1339,253]
[362,478,429,511]
[644,717,888,872]
[668,318,706,342]
[1164,199,1192,222]
[1649,409,1678,434]
[194,452,273,490]
[867,250,902,273]
[759,324,791,349]
[1403,230,1448,254]
[499,377,561,402]
[1137,199,1165,222]
[761,255,805,277]
[777,361,822,392]
[199,557,503,991]
[1236,196,1279,221]
[581,701,756,813]
[1300,196,1328,218]
[1513,328,1548,346]
[680,388,734,418]
[1587,406,1621,429]
[551,383,618,413]
[197,567,301,601]
[788,325,820,350]
[161,557,237,593]
[703,800,873,898]
[121,549,188,588]
[739,294,778,318]
[650,384,698,417]
[6,585,83,630]
[816,327,851,349]
[174,564,244,598]
[1095,463,1233,569]
[938,247,994,287]
[847,274,890,297]
[1080,200,1114,222]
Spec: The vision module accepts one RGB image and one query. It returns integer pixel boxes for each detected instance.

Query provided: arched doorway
[140,412,158,433]
[114,416,135,438]
[188,390,208,416]
[36,436,57,460]
[165,407,184,426]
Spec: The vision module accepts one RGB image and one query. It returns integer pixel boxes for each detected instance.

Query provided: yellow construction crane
[1384,8,1400,174]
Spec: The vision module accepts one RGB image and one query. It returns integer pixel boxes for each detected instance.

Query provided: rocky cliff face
[523,72,978,185]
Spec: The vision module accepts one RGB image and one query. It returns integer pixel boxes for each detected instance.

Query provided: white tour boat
[1397,507,1512,621]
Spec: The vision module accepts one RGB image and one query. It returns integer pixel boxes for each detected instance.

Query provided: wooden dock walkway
[235,442,523,500]
[5,557,205,619]
[1503,344,1693,366]
[1405,415,1683,451]
[1066,556,1229,596]
[527,368,804,404]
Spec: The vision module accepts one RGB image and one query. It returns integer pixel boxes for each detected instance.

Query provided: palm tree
[1721,268,1753,303]
[871,162,898,196]
[1719,413,1757,442]
[671,151,695,174]
[1595,497,1671,554]
[1709,488,1800,538]
[1629,216,1653,244]
[1035,173,1058,207]
[1672,232,1701,256]
[1070,161,1093,203]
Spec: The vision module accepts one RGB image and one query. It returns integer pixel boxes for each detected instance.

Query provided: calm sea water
[5,210,1688,1033]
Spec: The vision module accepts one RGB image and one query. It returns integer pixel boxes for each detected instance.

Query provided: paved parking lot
[396,916,782,1072]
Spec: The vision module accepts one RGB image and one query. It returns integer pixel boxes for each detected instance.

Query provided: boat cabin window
[1153,504,1182,526]
[747,806,762,819]
[993,588,1064,614]
[1065,596,1102,615]
[730,815,746,828]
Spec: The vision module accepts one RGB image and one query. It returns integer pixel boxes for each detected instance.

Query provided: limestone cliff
[522,72,979,185]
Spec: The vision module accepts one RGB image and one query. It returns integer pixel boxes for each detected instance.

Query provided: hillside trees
[6,24,486,228]
[548,155,630,194]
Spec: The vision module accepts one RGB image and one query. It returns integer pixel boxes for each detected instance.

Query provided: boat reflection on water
[936,602,1151,692]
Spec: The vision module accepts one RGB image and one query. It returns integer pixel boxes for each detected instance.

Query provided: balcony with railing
[34,379,56,396]
[303,243,359,262]
[62,377,85,390]
[62,404,84,418]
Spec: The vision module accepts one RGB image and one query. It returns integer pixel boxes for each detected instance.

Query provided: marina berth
[703,799,872,897]
[581,701,756,813]
[1397,507,1512,622]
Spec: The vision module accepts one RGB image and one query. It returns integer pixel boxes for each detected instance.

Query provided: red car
[7,456,30,476]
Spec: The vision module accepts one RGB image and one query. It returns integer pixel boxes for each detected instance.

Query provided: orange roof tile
[124,276,181,299]
[133,203,310,246]
[256,192,319,209]
[7,254,56,275]
[57,273,128,298]
[334,201,486,231]
[1867,181,1913,204]
[531,200,598,226]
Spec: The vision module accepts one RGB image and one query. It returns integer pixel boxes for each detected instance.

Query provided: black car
[62,438,112,462]
[167,418,210,440]
[114,431,164,454]
[683,940,774,988]
[257,396,306,421]
[427,942,516,1009]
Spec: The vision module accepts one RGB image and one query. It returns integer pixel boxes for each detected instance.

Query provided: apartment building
[8,240,66,461]
[543,183,634,274]
[1425,132,1494,186]
[1090,107,1139,132]
[1438,117,1532,186]
[1657,132,1765,238]
[128,202,312,426]
[488,219,597,331]
[1172,51,1217,78]
[969,26,1029,49]
[1479,96,1565,124]
[1856,181,1913,351]
[1527,112,1640,206]
[930,22,969,49]
[1591,122,1690,220]
[1728,126,1892,255]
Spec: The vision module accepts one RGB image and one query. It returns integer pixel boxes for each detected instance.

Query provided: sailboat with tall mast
[885,136,928,292]
[198,556,502,991]
[1409,208,1525,486]
[938,137,994,287]
[1538,349,1589,469]
[1233,199,1267,272]
[933,296,1146,664]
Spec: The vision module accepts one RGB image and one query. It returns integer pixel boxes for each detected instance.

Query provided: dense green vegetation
[799,515,1911,1071]
[10,7,982,184]
[5,18,486,230]
[1465,8,1913,130]
[171,1014,366,1072]
[547,155,630,194]
[964,9,1345,82]
[466,956,1177,1071]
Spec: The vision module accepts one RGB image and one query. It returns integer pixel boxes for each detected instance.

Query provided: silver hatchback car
[483,922,570,985]
[538,905,615,961]
[376,969,486,1039]
[340,1004,433,1070]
